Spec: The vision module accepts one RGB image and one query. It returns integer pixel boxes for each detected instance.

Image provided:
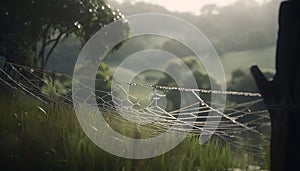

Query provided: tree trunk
[250,1,300,170]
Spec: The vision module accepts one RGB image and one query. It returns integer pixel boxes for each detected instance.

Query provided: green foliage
[157,56,219,91]
[0,92,267,171]
[41,73,71,98]
[0,0,125,68]
[161,40,194,57]
[154,56,217,110]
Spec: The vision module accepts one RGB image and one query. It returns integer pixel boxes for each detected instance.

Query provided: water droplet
[74,21,81,29]
[37,106,47,115]
[5,11,8,15]
[107,4,111,9]
[112,11,116,15]
[89,8,93,13]
[101,6,105,10]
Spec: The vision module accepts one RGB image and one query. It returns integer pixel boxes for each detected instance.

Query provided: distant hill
[111,0,280,54]
[46,0,280,79]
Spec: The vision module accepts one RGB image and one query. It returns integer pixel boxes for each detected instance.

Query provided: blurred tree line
[42,0,279,75]
[111,0,279,55]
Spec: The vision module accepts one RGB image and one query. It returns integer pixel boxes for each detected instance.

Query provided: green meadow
[0,90,269,171]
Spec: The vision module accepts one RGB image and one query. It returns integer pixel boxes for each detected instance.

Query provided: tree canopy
[0,0,124,68]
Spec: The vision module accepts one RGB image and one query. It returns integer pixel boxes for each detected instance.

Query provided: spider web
[0,61,270,156]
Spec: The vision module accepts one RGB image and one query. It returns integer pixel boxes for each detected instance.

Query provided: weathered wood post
[250,0,300,170]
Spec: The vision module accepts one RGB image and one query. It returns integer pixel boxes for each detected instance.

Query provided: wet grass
[0,91,267,171]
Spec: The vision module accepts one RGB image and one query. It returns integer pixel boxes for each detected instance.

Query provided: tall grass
[0,90,267,171]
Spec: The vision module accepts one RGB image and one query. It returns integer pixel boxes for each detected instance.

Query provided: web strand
[0,61,270,155]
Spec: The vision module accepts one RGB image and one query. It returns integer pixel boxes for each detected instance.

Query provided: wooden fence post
[250,0,300,170]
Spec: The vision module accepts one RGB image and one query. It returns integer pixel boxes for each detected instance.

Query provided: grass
[0,90,268,171]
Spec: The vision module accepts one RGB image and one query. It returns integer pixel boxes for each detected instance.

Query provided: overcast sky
[110,0,267,15]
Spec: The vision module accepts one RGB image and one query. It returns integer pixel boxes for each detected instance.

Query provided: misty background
[47,0,279,90]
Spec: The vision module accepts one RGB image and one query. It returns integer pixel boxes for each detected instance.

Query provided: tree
[111,0,279,55]
[0,0,125,68]
[161,40,194,58]
[155,56,219,111]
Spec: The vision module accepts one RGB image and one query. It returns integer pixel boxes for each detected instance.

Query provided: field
[220,46,275,81]
[0,89,269,171]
